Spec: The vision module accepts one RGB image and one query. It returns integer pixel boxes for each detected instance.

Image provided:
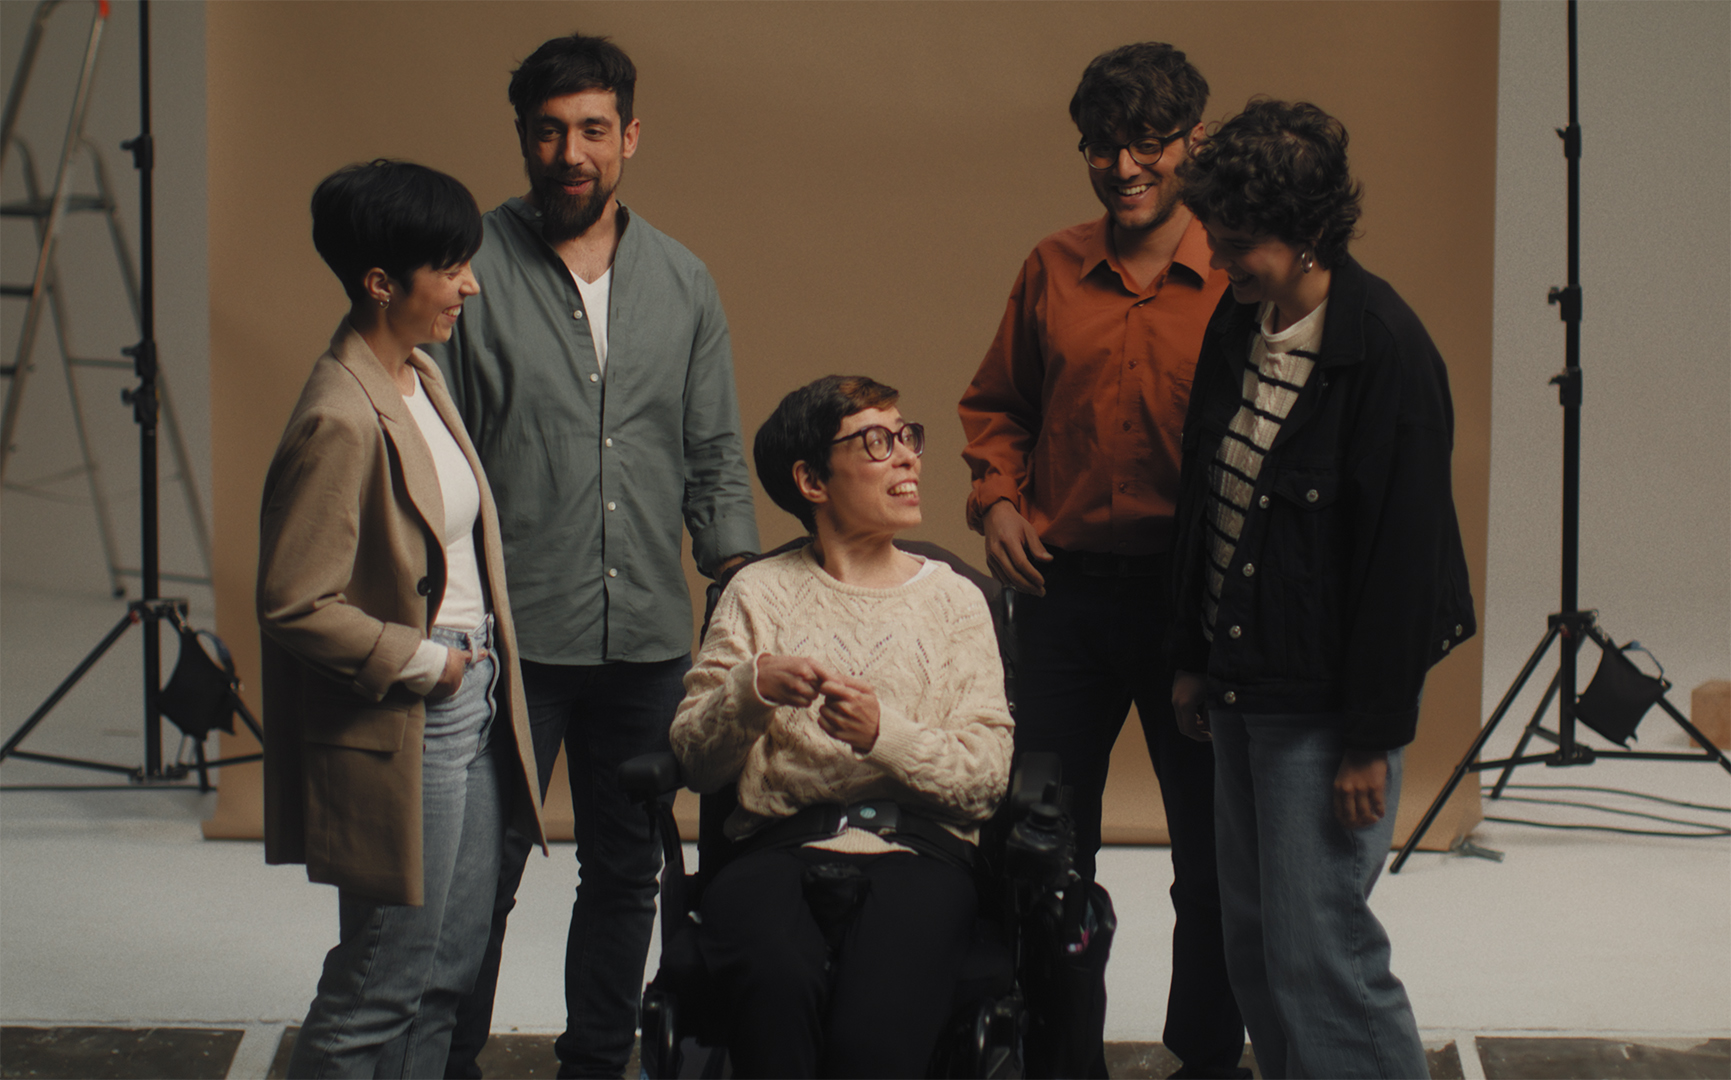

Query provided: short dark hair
[1178,99,1362,269]
[310,160,483,306]
[1069,42,1209,142]
[754,375,900,532]
[509,33,636,127]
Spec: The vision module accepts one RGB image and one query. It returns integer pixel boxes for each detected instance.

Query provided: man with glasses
[430,32,759,1080]
[959,42,1245,1079]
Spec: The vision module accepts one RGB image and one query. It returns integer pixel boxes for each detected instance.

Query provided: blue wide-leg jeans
[1210,710,1428,1080]
[288,619,505,1079]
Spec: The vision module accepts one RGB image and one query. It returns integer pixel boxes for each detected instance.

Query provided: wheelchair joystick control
[1007,802,1072,892]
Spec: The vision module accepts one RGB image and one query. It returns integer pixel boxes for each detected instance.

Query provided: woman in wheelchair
[669,375,1015,1078]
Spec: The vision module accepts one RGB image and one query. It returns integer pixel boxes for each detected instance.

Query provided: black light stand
[1391,0,1730,872]
[0,0,262,790]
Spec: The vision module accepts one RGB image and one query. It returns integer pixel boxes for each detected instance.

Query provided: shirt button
[1122,421,1132,431]
[1441,639,1451,651]
[1258,495,1270,509]
[604,437,614,448]
[1224,691,1238,705]
[573,310,584,320]
[1306,489,1320,503]
[589,373,599,383]
[1118,483,1127,492]
[607,501,617,511]
[1229,625,1242,639]
[608,568,619,578]
[1242,563,1255,577]
[1128,360,1138,369]
[1455,624,1464,636]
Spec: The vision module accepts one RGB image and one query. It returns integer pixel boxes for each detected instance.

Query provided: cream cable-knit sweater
[670,546,1015,851]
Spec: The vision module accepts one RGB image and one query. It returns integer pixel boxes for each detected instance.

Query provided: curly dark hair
[755,375,900,532]
[1178,99,1362,269]
[1069,42,1209,142]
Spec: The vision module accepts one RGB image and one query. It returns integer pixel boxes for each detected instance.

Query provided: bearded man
[429,32,758,1080]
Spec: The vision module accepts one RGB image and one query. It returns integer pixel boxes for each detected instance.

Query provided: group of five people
[258,28,1472,1080]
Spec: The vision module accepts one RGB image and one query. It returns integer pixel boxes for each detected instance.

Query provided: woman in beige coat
[258,160,543,1079]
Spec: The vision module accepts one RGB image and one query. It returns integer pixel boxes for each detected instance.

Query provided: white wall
[0,0,208,593]
[1488,1,1730,734]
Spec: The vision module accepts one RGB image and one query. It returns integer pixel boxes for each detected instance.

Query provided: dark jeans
[1012,552,1245,1075]
[446,655,691,1080]
[698,847,976,1079]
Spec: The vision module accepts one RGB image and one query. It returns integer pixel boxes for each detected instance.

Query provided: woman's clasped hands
[755,654,880,752]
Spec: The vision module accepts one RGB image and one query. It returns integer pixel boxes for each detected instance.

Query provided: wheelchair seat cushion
[949,916,1016,1010]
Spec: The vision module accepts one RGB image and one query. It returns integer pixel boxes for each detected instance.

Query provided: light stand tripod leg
[1390,624,1561,873]
[1649,696,1731,775]
[1390,714,1497,874]
[1489,668,1565,799]
[191,737,211,792]
[0,608,135,762]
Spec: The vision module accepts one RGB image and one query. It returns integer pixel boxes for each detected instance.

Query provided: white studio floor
[3,558,1730,1077]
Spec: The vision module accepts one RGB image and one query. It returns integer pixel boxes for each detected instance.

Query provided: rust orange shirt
[960,215,1227,556]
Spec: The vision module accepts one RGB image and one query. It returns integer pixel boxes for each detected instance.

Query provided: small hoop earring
[1299,251,1315,274]
[379,297,389,309]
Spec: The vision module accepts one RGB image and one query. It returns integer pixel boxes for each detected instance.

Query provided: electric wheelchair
[620,539,1118,1079]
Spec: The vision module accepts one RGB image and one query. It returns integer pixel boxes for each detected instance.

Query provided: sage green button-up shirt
[430,200,759,665]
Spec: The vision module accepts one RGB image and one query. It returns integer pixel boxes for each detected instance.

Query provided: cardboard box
[1690,680,1731,749]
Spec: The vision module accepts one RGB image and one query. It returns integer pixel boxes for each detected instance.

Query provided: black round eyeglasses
[1079,129,1189,171]
[830,422,925,461]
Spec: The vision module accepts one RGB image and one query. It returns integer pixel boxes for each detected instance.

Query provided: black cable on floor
[1494,782,1731,813]
[1481,815,1730,838]
[1481,786,1731,838]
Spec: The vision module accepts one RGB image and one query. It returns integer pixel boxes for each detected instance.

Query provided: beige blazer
[259,320,544,905]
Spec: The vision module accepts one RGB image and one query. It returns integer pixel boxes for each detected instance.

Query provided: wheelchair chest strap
[739,799,976,870]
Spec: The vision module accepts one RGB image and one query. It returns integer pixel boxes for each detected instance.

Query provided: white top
[397,369,487,693]
[571,266,612,375]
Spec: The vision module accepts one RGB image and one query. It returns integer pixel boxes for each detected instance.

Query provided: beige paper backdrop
[203,1,1493,849]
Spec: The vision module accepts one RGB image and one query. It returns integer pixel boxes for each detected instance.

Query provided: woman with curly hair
[1168,100,1474,1078]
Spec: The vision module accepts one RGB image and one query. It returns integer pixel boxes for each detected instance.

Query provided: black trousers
[698,847,976,1079]
[446,656,690,1080]
[1011,553,1245,1074]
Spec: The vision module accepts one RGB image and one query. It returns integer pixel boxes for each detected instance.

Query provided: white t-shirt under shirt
[571,266,612,375]
[397,369,487,693]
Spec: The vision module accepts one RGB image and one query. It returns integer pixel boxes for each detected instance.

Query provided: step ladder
[0,0,211,593]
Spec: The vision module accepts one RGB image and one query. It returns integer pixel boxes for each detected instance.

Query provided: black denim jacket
[1168,256,1476,750]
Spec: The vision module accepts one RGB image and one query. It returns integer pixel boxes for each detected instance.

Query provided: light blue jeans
[1211,710,1428,1080]
[289,618,505,1079]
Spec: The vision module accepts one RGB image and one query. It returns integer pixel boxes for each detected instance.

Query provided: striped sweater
[1203,299,1328,638]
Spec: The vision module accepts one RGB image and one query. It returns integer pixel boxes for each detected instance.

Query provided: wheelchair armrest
[619,750,683,801]
[1008,751,1062,816]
